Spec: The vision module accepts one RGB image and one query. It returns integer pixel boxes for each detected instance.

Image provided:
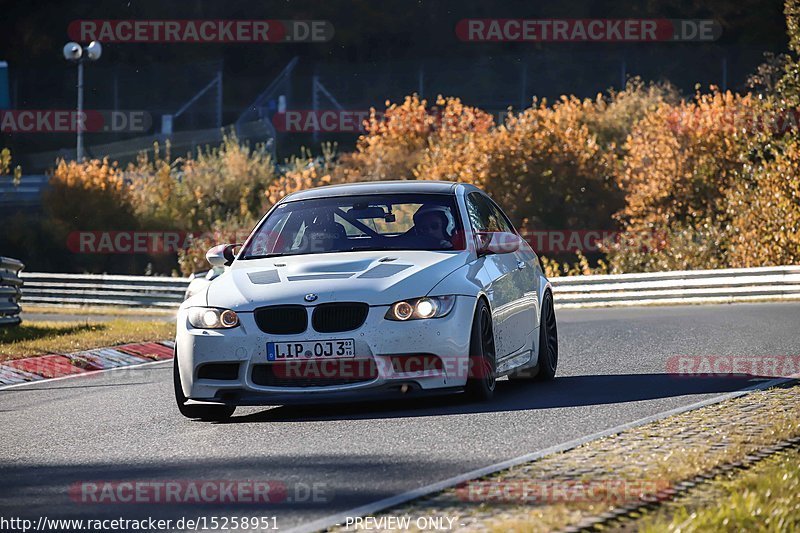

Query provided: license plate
[266,339,355,361]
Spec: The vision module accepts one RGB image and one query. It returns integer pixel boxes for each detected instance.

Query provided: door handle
[517,260,527,270]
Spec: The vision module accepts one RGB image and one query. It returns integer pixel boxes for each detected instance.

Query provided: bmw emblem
[304,293,318,302]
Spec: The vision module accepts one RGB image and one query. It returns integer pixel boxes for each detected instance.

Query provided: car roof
[282,180,480,202]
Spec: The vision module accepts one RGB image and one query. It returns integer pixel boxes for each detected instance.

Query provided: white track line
[288,375,798,533]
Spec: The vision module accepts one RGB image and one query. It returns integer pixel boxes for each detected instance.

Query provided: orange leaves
[127,132,276,234]
[410,93,621,229]
[725,141,800,267]
[609,83,800,272]
[0,148,10,175]
[0,147,22,184]
[44,157,140,272]
[341,94,496,183]
[349,82,797,273]
[48,157,130,217]
[52,157,126,194]
[267,144,341,208]
[617,90,757,232]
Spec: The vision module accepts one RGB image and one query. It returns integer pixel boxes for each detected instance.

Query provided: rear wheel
[535,291,558,381]
[509,290,558,381]
[465,299,497,401]
[173,353,235,421]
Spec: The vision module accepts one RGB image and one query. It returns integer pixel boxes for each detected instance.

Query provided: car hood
[205,250,469,310]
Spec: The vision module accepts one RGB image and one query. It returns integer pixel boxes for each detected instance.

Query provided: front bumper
[175,296,476,405]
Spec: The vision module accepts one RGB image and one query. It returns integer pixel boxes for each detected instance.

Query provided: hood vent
[248,270,280,285]
[287,273,354,281]
[358,263,412,279]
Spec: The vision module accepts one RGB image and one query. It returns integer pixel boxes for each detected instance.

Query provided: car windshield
[240,193,465,258]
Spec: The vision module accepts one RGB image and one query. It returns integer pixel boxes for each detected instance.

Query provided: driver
[413,204,454,249]
[304,211,346,253]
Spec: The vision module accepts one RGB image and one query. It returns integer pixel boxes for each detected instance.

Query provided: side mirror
[206,243,240,267]
[476,232,521,255]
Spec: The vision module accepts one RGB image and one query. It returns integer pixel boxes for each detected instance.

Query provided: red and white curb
[0,340,174,386]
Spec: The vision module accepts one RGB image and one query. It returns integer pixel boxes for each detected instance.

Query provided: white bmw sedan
[174,181,558,420]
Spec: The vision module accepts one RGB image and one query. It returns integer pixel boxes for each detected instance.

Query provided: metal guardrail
[19,272,190,309]
[17,265,800,310]
[0,174,48,208]
[0,257,24,326]
[550,265,800,307]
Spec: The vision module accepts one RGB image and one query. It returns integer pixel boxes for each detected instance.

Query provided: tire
[535,291,558,381]
[465,299,497,401]
[173,353,235,421]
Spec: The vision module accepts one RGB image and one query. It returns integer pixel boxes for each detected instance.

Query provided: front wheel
[465,299,497,401]
[173,354,235,421]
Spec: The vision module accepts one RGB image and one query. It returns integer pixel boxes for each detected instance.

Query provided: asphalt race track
[2,302,799,531]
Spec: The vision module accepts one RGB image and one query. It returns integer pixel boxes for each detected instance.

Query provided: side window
[466,192,496,232]
[486,198,516,234]
[467,192,514,233]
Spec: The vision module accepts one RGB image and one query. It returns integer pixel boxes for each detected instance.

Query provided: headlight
[385,296,456,321]
[188,307,240,329]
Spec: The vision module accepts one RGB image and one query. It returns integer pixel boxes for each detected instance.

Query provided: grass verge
[638,447,800,532]
[0,319,175,361]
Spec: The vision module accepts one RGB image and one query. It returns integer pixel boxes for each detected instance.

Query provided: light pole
[63,41,102,161]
